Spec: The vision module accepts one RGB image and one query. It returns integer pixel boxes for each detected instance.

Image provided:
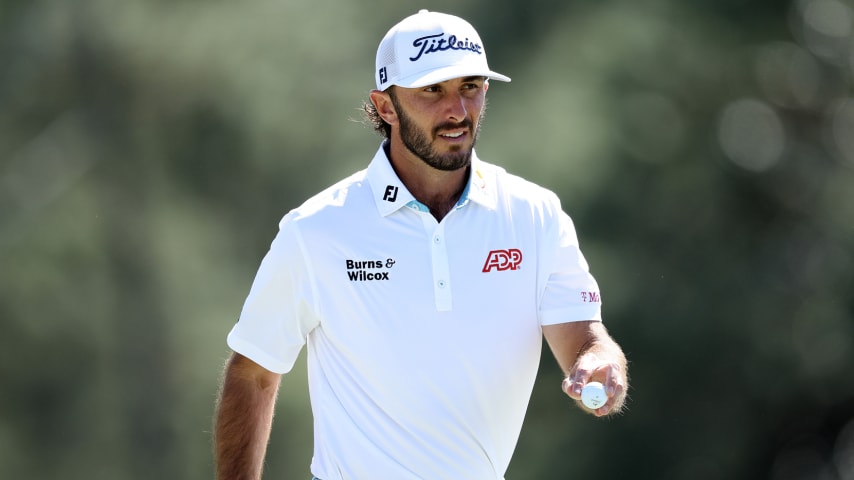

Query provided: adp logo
[482,249,523,272]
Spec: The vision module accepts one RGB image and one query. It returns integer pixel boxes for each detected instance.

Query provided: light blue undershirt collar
[404,177,473,213]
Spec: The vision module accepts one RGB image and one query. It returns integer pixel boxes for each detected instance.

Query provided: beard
[390,93,485,172]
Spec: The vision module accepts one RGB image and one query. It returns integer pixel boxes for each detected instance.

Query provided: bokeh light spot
[718,98,786,172]
[825,98,854,167]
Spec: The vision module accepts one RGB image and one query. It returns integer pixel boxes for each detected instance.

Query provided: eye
[461,78,485,92]
[423,85,441,93]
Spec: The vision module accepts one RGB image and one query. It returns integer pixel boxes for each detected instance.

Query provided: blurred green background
[2,0,853,478]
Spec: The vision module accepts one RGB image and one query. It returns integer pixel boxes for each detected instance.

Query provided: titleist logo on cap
[409,32,484,62]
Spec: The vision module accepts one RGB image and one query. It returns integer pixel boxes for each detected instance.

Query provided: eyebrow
[421,76,486,89]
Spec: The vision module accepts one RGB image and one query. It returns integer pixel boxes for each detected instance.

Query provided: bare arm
[214,352,282,480]
[542,321,628,417]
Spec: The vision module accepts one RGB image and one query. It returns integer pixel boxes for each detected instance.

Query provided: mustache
[433,119,473,135]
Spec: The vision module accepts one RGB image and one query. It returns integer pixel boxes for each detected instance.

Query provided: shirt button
[437,280,447,288]
[433,235,441,244]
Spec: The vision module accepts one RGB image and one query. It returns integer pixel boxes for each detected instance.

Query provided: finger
[590,362,623,397]
[583,397,611,417]
[562,376,585,400]
[568,366,592,397]
[609,377,626,401]
[610,383,626,410]
[596,384,626,417]
[603,367,618,397]
[561,377,575,398]
[593,393,617,416]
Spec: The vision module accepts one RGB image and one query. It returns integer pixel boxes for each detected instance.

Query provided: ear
[369,89,398,126]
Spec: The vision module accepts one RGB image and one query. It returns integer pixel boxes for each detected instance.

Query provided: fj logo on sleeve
[482,249,523,272]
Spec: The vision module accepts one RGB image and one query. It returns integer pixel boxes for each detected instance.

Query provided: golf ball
[581,381,607,409]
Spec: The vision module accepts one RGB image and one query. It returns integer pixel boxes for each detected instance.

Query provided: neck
[385,141,469,221]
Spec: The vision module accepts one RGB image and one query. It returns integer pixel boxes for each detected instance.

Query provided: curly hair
[361,99,391,139]
[361,88,400,139]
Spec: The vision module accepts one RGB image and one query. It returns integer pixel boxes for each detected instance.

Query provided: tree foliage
[1,0,852,478]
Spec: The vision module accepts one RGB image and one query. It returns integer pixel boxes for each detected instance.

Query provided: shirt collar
[367,142,497,217]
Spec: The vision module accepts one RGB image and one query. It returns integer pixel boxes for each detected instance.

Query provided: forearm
[214,354,281,480]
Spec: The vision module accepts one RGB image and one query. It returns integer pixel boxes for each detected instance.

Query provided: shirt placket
[416,211,453,311]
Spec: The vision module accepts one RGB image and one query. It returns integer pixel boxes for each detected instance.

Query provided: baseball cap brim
[392,65,511,89]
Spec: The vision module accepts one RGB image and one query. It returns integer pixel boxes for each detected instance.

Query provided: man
[215,9,628,480]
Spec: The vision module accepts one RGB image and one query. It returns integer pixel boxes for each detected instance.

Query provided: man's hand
[561,351,627,416]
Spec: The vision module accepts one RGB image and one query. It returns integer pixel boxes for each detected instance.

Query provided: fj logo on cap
[410,33,483,62]
[378,66,388,85]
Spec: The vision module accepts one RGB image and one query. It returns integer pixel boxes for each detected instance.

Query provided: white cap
[375,10,511,91]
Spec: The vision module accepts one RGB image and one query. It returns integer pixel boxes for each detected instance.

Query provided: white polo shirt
[227,144,602,480]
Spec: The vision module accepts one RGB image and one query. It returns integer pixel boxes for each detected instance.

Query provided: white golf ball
[581,381,607,409]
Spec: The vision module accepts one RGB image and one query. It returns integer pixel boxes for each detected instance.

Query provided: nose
[444,91,468,123]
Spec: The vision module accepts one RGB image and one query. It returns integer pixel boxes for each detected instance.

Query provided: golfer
[214,9,628,480]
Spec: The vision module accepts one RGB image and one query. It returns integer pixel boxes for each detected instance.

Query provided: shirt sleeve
[539,200,602,326]
[227,213,320,374]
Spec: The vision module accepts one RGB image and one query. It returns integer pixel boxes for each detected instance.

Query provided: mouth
[436,124,472,142]
[435,120,474,146]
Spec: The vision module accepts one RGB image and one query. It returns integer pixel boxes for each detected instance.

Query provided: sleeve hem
[540,305,602,326]
[226,332,297,375]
